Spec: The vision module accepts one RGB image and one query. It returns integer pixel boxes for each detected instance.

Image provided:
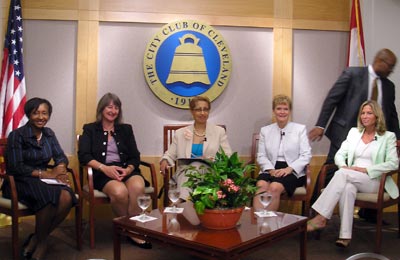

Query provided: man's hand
[308,127,324,142]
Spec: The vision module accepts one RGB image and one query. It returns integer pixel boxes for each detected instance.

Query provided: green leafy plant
[182,150,257,214]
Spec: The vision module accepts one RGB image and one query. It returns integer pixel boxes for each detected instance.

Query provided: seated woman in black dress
[78,92,151,249]
[2,97,76,260]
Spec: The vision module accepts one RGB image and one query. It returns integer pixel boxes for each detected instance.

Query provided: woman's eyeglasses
[193,108,210,113]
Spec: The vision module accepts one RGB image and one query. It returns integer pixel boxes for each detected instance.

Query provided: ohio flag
[347,0,366,67]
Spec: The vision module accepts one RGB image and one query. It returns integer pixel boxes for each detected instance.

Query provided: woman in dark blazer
[78,92,151,249]
[3,97,76,259]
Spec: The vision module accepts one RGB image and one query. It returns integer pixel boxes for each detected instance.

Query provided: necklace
[193,128,206,137]
[37,132,42,141]
[103,125,114,133]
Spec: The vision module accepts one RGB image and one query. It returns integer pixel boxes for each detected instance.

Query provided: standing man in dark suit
[309,48,399,220]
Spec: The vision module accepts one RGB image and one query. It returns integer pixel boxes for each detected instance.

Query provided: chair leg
[398,203,400,238]
[163,184,169,208]
[75,203,83,250]
[152,195,157,210]
[12,215,19,260]
[89,202,95,249]
[375,210,383,254]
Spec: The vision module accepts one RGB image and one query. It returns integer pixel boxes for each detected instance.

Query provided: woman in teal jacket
[307,100,399,248]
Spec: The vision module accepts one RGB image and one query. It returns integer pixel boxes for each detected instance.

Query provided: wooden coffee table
[113,208,307,260]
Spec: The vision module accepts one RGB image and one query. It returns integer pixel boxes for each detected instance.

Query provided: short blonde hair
[272,94,292,110]
[357,100,386,135]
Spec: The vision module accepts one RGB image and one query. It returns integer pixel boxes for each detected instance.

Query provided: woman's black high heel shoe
[21,233,35,259]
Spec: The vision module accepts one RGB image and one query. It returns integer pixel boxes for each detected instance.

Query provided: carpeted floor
[0,212,399,260]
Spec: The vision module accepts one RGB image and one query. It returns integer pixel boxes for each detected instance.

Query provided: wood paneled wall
[0,0,351,212]
[1,0,350,135]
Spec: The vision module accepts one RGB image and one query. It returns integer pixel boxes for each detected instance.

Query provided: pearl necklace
[36,132,43,141]
[193,128,206,137]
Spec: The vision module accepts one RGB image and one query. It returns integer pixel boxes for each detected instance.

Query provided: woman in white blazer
[308,100,399,248]
[160,96,232,201]
[253,95,312,212]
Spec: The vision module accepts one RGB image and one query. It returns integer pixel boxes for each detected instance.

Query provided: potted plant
[182,150,257,229]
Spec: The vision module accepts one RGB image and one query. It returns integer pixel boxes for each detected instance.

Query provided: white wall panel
[293,29,348,156]
[23,20,77,154]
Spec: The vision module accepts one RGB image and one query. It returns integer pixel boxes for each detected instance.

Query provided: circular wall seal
[143,20,232,109]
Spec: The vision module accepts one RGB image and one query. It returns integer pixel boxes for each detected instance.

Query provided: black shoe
[22,233,35,258]
[128,237,152,249]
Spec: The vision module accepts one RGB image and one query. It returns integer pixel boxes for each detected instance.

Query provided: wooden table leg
[113,223,121,260]
[300,224,307,260]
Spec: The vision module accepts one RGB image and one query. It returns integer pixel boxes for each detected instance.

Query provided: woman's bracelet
[98,164,104,171]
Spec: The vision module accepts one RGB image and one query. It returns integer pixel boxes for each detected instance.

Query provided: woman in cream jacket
[160,96,232,201]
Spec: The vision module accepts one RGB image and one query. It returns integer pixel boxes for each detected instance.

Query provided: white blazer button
[102,152,105,156]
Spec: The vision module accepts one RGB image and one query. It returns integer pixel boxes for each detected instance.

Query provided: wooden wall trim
[75,20,98,135]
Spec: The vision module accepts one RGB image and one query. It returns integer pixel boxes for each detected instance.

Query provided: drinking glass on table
[258,192,273,215]
[167,214,180,234]
[168,183,180,212]
[137,194,151,220]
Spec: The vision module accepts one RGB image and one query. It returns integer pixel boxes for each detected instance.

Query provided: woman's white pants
[312,168,379,239]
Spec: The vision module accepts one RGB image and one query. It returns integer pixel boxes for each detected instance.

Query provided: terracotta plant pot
[197,207,244,230]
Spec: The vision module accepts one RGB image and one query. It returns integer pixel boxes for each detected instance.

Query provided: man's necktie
[371,77,378,101]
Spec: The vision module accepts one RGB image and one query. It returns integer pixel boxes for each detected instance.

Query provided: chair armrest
[0,173,20,212]
[140,160,158,194]
[78,164,97,201]
[66,167,82,197]
[376,170,398,204]
[46,164,82,196]
[305,164,312,198]
[163,168,171,207]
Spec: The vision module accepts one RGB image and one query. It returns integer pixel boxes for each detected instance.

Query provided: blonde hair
[357,100,386,135]
[272,94,292,110]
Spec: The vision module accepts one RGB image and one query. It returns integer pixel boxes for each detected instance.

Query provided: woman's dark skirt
[2,176,77,213]
[93,163,149,191]
[257,161,305,197]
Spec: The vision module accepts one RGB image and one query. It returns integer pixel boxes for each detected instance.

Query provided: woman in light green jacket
[307,100,399,248]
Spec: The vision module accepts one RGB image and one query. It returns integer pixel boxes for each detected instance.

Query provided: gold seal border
[143,20,232,109]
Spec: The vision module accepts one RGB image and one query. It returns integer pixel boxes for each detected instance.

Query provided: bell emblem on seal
[166,33,211,85]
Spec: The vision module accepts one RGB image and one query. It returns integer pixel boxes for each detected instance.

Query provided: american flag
[0,0,27,138]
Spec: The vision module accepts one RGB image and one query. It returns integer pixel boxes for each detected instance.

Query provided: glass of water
[167,214,180,234]
[258,192,273,215]
[168,186,180,212]
[137,194,151,220]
